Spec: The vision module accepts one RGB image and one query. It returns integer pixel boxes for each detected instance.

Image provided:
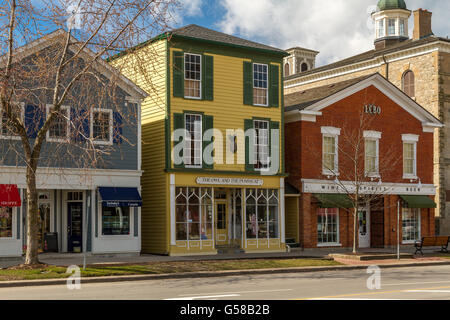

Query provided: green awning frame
[400,195,437,209]
[313,194,354,209]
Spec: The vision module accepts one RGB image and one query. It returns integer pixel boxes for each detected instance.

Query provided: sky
[173,0,450,67]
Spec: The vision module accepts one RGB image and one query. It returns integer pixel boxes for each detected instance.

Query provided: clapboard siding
[170,49,283,172]
[112,40,169,254]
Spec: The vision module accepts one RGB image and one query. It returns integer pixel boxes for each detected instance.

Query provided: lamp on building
[378,177,383,186]
[418,179,422,189]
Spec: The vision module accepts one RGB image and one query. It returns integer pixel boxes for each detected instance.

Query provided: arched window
[284,63,290,77]
[301,63,308,72]
[402,70,415,97]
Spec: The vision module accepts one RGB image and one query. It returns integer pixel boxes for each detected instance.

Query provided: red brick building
[284,73,443,249]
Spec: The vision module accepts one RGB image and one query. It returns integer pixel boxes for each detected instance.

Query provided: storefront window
[245,189,279,240]
[317,208,339,245]
[402,208,420,243]
[102,206,130,235]
[0,207,13,238]
[176,187,213,241]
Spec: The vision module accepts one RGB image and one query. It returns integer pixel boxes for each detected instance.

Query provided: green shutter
[270,121,280,171]
[245,119,254,171]
[269,65,279,107]
[173,113,185,168]
[173,51,184,98]
[203,115,214,169]
[203,55,214,101]
[243,61,253,105]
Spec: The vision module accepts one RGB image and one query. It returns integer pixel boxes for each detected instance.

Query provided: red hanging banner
[0,184,21,207]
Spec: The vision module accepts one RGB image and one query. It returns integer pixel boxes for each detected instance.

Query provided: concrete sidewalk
[0,247,440,268]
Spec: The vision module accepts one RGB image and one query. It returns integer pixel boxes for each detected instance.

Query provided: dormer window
[377,19,385,38]
[399,19,406,36]
[388,19,396,36]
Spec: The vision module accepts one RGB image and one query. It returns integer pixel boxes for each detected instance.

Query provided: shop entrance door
[38,192,52,253]
[215,201,228,246]
[358,209,370,248]
[67,202,83,253]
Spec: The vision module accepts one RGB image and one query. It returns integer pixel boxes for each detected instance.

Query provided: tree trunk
[24,167,40,265]
[353,207,358,254]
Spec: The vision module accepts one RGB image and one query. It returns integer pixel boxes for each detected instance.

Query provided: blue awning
[98,187,142,207]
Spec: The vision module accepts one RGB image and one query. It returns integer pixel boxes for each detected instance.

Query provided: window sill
[403,175,418,181]
[0,135,21,140]
[183,96,202,100]
[322,171,340,177]
[93,140,113,146]
[47,137,70,143]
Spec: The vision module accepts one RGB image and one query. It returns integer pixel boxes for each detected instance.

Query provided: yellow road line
[300,285,450,300]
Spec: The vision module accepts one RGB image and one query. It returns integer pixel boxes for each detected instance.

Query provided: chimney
[413,9,433,40]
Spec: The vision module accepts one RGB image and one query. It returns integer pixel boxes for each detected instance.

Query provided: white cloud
[217,0,450,67]
[182,0,204,16]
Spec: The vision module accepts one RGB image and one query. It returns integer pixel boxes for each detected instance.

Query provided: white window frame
[253,63,269,107]
[402,134,419,180]
[253,119,270,172]
[0,102,25,140]
[184,53,202,100]
[364,131,381,178]
[317,208,341,247]
[321,127,340,176]
[46,104,70,143]
[184,113,203,169]
[402,207,421,244]
[90,108,113,146]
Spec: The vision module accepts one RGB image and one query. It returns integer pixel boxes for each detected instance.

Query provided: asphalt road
[2,265,450,300]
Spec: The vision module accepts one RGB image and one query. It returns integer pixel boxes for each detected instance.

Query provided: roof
[284,73,443,129]
[377,0,408,11]
[285,75,373,112]
[285,36,450,81]
[0,29,148,100]
[170,24,287,55]
[285,46,320,54]
[109,24,288,61]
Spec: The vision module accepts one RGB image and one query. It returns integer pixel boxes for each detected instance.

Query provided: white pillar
[280,178,286,243]
[170,174,176,246]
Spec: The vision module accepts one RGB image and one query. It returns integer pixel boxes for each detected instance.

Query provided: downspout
[382,54,389,80]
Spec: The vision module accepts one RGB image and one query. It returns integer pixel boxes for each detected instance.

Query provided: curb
[1,260,450,288]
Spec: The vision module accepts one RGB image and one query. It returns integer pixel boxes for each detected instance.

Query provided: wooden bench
[414,236,450,255]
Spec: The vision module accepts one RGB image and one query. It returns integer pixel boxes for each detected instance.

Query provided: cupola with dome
[372,0,411,50]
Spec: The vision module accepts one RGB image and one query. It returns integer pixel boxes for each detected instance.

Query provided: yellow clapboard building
[110,24,288,255]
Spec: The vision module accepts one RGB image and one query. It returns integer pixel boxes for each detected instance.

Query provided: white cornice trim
[298,74,443,131]
[284,40,450,89]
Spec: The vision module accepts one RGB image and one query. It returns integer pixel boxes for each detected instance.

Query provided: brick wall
[288,85,434,184]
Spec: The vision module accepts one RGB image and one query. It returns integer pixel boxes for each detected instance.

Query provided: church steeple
[372,0,411,50]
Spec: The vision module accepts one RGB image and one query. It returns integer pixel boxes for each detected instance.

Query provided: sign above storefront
[364,104,381,115]
[196,177,264,186]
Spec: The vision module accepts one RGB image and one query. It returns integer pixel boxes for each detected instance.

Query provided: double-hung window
[0,103,24,139]
[184,53,201,99]
[254,120,269,170]
[253,63,268,106]
[46,105,70,142]
[364,131,381,177]
[402,134,418,179]
[399,19,406,36]
[321,127,340,175]
[184,114,202,168]
[388,19,396,36]
[91,109,113,145]
[377,19,385,38]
